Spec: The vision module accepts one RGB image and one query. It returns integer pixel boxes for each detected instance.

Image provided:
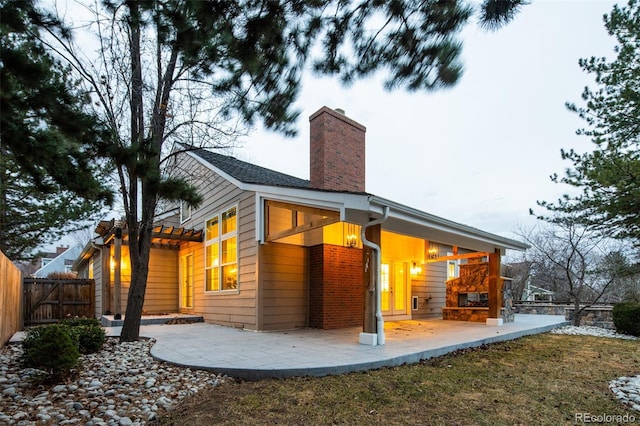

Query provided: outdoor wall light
[344,223,359,248]
[410,262,422,276]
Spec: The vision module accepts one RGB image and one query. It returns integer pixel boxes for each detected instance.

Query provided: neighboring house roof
[527,284,555,295]
[71,238,103,272]
[32,244,83,277]
[190,148,310,189]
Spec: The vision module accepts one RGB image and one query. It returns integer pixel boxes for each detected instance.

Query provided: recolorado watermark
[575,412,636,424]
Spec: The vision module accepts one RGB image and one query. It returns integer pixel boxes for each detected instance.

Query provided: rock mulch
[550,325,638,340]
[552,325,639,413]
[0,338,228,425]
[610,376,640,413]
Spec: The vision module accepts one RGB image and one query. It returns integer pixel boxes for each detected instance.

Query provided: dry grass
[153,333,639,425]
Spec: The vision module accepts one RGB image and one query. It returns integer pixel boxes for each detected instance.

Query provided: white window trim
[446,252,459,280]
[180,201,192,224]
[204,204,239,294]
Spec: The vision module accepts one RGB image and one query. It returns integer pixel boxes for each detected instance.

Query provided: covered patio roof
[253,187,529,255]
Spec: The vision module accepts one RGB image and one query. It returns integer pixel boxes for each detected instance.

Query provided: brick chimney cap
[309,106,366,132]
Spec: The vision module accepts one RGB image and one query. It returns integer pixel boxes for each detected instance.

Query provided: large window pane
[222,237,236,264]
[222,265,237,290]
[206,216,219,240]
[207,243,219,267]
[206,206,238,293]
[222,207,236,234]
[206,267,220,291]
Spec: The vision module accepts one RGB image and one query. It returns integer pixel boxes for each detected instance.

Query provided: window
[180,201,192,223]
[447,252,458,280]
[205,206,238,292]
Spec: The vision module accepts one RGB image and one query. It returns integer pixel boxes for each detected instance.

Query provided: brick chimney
[309,106,366,192]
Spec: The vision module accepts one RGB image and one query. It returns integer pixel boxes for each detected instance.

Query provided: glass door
[180,253,194,308]
[381,261,408,316]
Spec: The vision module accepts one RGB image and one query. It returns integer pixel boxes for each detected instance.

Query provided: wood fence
[0,251,22,346]
[23,278,95,326]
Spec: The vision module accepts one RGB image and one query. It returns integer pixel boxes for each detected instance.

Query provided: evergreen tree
[537,0,640,246]
[32,0,524,341]
[0,0,112,259]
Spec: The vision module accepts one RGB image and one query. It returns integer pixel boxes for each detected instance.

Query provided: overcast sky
[51,0,621,252]
[235,0,620,243]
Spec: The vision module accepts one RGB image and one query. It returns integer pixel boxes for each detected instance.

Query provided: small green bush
[612,302,640,337]
[62,317,101,327]
[61,317,106,354]
[20,325,80,381]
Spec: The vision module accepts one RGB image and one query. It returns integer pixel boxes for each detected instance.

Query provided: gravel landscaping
[550,324,639,340]
[0,338,228,425]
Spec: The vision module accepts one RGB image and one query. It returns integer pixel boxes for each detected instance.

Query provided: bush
[61,317,106,354]
[612,302,640,337]
[20,325,80,381]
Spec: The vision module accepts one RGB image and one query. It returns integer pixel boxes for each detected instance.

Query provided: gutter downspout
[361,206,389,345]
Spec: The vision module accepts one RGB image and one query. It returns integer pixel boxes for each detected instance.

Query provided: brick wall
[309,107,366,193]
[309,244,363,329]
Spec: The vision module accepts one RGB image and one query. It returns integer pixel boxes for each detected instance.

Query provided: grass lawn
[153,333,639,425]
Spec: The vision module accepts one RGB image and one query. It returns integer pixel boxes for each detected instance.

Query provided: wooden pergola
[97,219,204,249]
[96,219,203,319]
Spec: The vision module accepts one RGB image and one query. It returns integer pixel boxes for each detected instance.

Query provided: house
[74,106,528,344]
[523,283,555,302]
[32,244,82,277]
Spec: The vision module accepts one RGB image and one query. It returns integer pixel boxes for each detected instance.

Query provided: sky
[233,0,620,244]
[49,0,621,252]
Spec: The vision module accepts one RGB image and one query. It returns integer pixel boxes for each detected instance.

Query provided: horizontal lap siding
[93,253,103,318]
[260,242,308,330]
[143,248,179,313]
[175,154,257,329]
[411,245,448,319]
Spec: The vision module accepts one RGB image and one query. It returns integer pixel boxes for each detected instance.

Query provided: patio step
[100,314,204,327]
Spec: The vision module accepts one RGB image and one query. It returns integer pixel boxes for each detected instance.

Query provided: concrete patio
[100,314,569,380]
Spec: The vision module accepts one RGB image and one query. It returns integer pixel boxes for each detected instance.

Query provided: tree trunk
[119,227,152,341]
[572,298,582,326]
[119,1,149,342]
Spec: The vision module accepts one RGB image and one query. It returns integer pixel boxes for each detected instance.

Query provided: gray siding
[93,252,103,318]
[176,153,258,329]
[258,242,308,330]
[143,249,179,313]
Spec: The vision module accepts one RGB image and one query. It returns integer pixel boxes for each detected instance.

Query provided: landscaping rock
[0,338,228,425]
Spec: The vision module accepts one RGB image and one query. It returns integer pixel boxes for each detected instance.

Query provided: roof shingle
[191,148,310,189]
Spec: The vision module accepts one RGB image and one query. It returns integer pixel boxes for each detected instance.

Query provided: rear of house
[75,106,527,336]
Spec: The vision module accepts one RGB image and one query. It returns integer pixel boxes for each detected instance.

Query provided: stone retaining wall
[513,303,615,329]
[513,303,568,316]
[565,306,615,330]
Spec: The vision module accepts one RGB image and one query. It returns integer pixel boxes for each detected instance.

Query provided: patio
[114,314,568,380]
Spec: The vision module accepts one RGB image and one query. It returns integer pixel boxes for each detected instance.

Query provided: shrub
[61,317,106,354]
[612,303,640,337]
[20,325,80,381]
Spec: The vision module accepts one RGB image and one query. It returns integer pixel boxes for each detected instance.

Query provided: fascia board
[253,188,370,242]
[369,195,529,251]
